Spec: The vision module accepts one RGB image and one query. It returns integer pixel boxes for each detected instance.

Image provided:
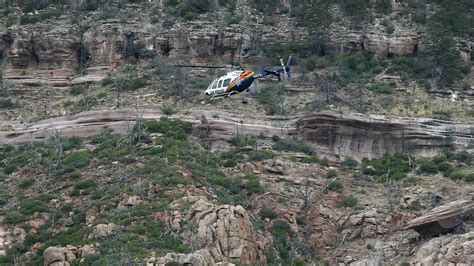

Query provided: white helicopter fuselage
[205,71,243,96]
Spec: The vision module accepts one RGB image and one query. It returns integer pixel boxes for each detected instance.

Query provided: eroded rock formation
[153,196,272,265]
[296,112,473,160]
[405,199,474,237]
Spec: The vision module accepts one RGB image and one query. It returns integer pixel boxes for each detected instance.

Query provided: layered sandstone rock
[296,112,473,160]
[405,199,473,237]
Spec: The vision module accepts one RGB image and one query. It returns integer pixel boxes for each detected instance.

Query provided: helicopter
[204,56,292,100]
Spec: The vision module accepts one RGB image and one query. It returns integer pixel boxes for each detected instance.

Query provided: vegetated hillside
[0,0,473,265]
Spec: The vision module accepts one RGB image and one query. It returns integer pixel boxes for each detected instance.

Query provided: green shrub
[97,92,108,99]
[272,136,314,155]
[341,195,358,207]
[4,211,26,224]
[18,177,35,189]
[375,0,392,14]
[64,151,92,169]
[130,77,147,90]
[6,16,17,27]
[62,136,83,150]
[3,163,18,175]
[418,161,438,174]
[260,208,277,220]
[342,156,358,170]
[437,162,454,177]
[319,157,329,166]
[70,85,85,96]
[327,180,343,192]
[326,169,338,178]
[222,159,237,168]
[162,106,174,116]
[361,154,410,181]
[403,176,422,186]
[453,151,472,165]
[464,173,474,182]
[246,173,263,195]
[249,150,275,161]
[19,200,48,215]
[450,171,465,180]
[143,117,192,140]
[371,82,395,94]
[69,172,81,179]
[60,203,74,214]
[74,178,98,190]
[0,98,16,109]
[20,14,39,24]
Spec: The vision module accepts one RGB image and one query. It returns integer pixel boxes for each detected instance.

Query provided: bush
[249,150,275,161]
[62,136,83,150]
[20,14,39,24]
[20,200,48,215]
[272,136,314,155]
[418,161,438,174]
[222,159,237,168]
[450,171,465,180]
[342,156,358,170]
[4,211,26,224]
[143,117,192,140]
[74,178,98,190]
[341,195,358,207]
[327,180,343,192]
[246,173,263,195]
[18,177,35,189]
[371,82,395,94]
[326,169,338,178]
[162,106,174,116]
[361,154,411,181]
[260,208,277,220]
[403,176,422,186]
[453,151,472,165]
[375,0,392,14]
[464,173,474,183]
[0,98,16,109]
[64,151,92,169]
[70,85,85,96]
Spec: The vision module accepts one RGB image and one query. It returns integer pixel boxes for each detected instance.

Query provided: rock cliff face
[296,112,473,160]
[0,2,430,89]
[1,109,472,160]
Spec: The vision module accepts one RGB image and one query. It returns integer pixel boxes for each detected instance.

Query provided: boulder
[92,223,117,239]
[43,246,66,265]
[170,197,272,265]
[411,231,474,265]
[405,199,473,236]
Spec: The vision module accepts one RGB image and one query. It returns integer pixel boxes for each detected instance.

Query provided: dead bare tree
[297,175,318,210]
[311,75,341,111]
[51,127,63,167]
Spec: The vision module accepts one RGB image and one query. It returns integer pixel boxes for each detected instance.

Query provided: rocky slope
[0,1,473,265]
[1,109,472,160]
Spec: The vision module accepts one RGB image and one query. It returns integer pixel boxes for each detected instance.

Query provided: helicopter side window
[223,79,231,87]
[212,81,218,90]
[218,80,223,88]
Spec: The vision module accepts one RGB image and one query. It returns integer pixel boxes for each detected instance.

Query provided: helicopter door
[223,79,231,87]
